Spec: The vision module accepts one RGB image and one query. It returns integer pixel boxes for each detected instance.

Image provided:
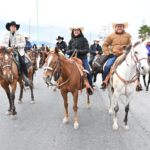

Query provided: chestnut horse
[38,51,48,68]
[0,46,35,119]
[43,47,90,129]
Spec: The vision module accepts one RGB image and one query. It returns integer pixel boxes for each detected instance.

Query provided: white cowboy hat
[24,36,29,39]
[112,20,129,29]
[69,25,84,31]
[93,38,100,42]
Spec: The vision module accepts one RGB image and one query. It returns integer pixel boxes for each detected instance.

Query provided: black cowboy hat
[56,36,64,40]
[6,21,20,31]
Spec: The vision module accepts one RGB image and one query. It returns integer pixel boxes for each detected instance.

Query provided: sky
[0,0,149,46]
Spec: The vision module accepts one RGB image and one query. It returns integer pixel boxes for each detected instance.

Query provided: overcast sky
[0,0,149,45]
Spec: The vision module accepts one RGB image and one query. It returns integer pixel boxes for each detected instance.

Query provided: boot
[137,85,143,91]
[100,83,106,89]
[23,74,33,87]
[100,71,111,89]
[136,80,143,92]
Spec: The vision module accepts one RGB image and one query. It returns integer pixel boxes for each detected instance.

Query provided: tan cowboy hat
[112,20,129,29]
[69,25,84,31]
[93,38,100,43]
[25,36,29,39]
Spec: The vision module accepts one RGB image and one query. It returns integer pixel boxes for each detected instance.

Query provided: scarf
[9,31,17,46]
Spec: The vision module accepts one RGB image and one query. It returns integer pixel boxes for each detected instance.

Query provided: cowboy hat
[56,36,64,40]
[69,25,84,32]
[112,20,129,29]
[147,39,150,43]
[6,21,20,31]
[93,38,100,43]
[24,36,29,39]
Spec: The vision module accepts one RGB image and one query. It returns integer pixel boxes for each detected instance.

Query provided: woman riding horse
[100,20,142,91]
[89,38,103,66]
[66,25,93,95]
[2,21,32,87]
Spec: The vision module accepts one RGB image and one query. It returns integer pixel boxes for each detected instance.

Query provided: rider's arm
[89,45,96,55]
[15,34,26,48]
[66,40,75,55]
[98,45,103,54]
[2,34,9,47]
[102,36,112,56]
[77,38,89,55]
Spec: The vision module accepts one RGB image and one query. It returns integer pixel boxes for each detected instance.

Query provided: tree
[138,25,150,41]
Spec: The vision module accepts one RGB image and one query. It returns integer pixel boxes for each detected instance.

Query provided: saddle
[70,57,94,93]
[12,49,32,75]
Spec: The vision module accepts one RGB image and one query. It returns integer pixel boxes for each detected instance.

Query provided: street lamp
[37,0,39,48]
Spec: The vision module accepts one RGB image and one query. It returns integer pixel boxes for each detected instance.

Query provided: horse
[43,47,92,129]
[38,51,48,68]
[0,46,35,119]
[91,55,108,88]
[142,57,150,92]
[107,40,149,131]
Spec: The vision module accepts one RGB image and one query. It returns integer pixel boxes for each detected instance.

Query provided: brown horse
[0,46,35,119]
[43,47,91,129]
[38,51,48,68]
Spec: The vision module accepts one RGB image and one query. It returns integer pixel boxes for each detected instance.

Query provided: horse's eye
[54,61,57,63]
[135,51,138,54]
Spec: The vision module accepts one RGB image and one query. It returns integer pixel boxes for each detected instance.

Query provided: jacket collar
[115,30,125,35]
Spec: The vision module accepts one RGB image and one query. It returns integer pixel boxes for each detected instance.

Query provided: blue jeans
[81,59,93,92]
[103,55,118,81]
[89,56,95,66]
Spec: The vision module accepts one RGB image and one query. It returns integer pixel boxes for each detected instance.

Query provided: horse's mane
[1,47,10,54]
[120,42,142,64]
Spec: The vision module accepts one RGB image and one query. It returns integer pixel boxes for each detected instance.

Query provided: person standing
[24,36,32,53]
[66,25,93,95]
[89,38,103,66]
[1,21,32,86]
[146,39,150,55]
[56,36,67,55]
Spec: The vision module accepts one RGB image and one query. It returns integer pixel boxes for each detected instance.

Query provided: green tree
[138,25,149,41]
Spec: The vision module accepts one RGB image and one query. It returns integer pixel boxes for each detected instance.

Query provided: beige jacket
[102,31,131,56]
[2,31,25,56]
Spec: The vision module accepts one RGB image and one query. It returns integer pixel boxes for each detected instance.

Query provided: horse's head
[132,40,149,75]
[43,46,60,83]
[28,50,38,68]
[0,46,14,79]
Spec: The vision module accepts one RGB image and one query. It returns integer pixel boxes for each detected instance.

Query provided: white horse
[107,40,149,131]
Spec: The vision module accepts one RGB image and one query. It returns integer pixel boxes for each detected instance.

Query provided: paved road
[0,67,150,150]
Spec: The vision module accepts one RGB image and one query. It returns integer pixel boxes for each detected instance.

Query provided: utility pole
[90,32,91,46]
[37,0,39,48]
[29,18,31,40]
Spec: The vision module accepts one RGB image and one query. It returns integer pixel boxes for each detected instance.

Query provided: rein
[114,42,147,95]
[44,50,77,87]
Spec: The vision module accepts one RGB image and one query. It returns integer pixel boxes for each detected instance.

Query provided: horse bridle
[0,58,13,82]
[44,52,63,86]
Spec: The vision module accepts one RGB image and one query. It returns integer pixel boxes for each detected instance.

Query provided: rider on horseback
[89,38,103,66]
[1,21,33,86]
[66,25,93,95]
[100,20,143,91]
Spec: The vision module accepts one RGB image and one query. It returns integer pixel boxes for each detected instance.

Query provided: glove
[66,50,70,55]
[107,54,114,59]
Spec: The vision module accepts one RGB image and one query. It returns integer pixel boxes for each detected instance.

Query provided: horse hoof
[62,118,68,124]
[74,123,79,129]
[93,86,96,89]
[53,88,57,91]
[11,114,17,119]
[17,100,22,104]
[31,100,35,104]
[124,125,129,131]
[145,90,148,93]
[5,111,12,115]
[108,109,113,115]
[87,104,90,109]
[112,124,118,130]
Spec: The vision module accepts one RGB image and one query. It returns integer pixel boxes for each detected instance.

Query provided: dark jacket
[40,46,45,51]
[56,41,67,54]
[90,44,103,57]
[67,34,89,59]
[24,41,32,53]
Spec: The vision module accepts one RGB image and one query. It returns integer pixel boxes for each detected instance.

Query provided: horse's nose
[4,74,8,78]
[43,75,51,82]
[141,66,144,70]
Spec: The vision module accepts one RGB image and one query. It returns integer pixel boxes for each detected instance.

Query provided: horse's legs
[123,103,130,130]
[17,80,24,103]
[143,75,146,87]
[29,73,35,104]
[10,81,17,118]
[1,84,12,115]
[72,90,79,129]
[146,74,150,92]
[93,72,97,89]
[112,93,119,130]
[107,84,114,115]
[87,95,90,108]
[61,90,69,124]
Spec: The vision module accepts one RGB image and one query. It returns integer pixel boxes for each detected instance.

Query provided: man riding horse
[1,21,33,86]
[100,20,142,91]
[89,38,103,67]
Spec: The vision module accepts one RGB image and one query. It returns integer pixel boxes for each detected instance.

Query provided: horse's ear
[46,46,50,53]
[8,46,15,53]
[55,46,59,53]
